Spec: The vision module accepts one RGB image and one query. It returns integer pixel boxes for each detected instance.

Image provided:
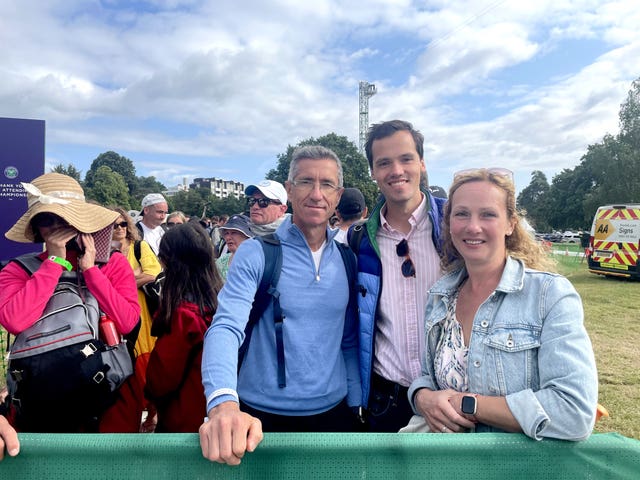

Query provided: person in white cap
[136,193,169,255]
[244,180,289,236]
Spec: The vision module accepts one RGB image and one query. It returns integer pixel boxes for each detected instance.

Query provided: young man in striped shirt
[350,120,445,432]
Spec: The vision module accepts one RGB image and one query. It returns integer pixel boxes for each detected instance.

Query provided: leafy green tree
[85,151,138,194]
[85,165,131,209]
[131,176,168,210]
[517,170,551,232]
[51,164,83,183]
[211,195,246,217]
[266,133,378,210]
[619,78,640,150]
[170,188,212,218]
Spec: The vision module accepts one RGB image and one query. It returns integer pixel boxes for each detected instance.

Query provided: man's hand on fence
[199,401,263,466]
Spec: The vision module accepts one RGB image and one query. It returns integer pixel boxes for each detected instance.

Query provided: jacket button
[480,320,488,328]
[473,360,481,367]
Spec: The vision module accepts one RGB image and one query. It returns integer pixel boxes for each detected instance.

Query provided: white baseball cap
[141,193,167,208]
[244,180,287,204]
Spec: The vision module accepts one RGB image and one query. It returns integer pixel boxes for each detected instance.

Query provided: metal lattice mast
[359,81,377,154]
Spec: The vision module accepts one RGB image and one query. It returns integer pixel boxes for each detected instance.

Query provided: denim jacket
[408,257,598,441]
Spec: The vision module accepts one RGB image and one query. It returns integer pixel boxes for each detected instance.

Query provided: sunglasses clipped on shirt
[247,197,281,209]
[396,239,416,278]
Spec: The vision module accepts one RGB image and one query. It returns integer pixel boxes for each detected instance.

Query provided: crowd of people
[0,119,598,465]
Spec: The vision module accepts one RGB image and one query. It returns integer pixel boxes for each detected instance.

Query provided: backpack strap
[347,222,366,256]
[239,234,284,385]
[133,240,142,265]
[335,240,358,318]
[11,254,44,276]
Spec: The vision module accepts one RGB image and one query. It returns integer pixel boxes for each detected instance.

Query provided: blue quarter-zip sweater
[202,216,361,415]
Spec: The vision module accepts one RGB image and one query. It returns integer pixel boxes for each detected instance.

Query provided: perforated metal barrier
[1,432,639,479]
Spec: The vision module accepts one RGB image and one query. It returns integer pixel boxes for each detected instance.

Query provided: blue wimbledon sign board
[0,117,45,261]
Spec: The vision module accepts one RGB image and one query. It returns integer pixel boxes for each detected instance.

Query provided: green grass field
[1,247,638,439]
[552,248,640,439]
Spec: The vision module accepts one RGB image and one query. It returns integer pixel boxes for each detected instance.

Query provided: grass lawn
[1,246,638,439]
[552,248,640,439]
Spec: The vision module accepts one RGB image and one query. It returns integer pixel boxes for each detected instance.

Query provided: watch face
[461,395,477,415]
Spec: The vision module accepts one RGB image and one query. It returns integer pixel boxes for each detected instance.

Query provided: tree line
[518,77,640,232]
[53,134,379,220]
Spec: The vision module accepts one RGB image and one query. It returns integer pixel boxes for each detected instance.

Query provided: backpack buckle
[81,342,98,358]
[10,369,24,382]
[92,371,105,384]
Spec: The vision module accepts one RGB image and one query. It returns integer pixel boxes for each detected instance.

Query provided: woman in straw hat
[0,172,140,431]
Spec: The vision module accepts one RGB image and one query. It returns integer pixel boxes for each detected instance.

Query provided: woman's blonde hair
[441,169,555,273]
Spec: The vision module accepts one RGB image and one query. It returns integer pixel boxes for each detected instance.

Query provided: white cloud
[1,0,639,189]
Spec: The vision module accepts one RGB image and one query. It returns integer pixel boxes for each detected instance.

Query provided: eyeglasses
[396,239,416,278]
[453,167,514,183]
[113,222,128,229]
[290,179,341,194]
[247,197,281,208]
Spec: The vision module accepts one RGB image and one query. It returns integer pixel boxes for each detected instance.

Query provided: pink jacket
[0,251,140,335]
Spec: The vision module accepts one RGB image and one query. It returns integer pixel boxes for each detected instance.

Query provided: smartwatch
[461,395,478,415]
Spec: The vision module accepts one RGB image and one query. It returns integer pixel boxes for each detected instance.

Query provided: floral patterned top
[433,288,469,393]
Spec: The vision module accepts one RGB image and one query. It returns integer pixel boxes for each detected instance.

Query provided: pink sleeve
[83,252,141,335]
[0,257,63,335]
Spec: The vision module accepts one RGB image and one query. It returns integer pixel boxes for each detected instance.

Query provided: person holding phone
[407,168,598,441]
[0,172,140,432]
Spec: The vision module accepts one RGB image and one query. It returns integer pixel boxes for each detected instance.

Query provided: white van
[587,204,640,279]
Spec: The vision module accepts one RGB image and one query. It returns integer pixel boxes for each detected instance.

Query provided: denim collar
[430,256,526,297]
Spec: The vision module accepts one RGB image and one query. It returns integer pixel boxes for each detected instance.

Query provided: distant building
[163,177,190,198]
[191,177,245,199]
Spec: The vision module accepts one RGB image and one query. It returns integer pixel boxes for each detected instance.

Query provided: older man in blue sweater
[199,146,361,465]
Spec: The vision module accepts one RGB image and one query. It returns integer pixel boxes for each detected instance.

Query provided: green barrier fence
[1,432,639,479]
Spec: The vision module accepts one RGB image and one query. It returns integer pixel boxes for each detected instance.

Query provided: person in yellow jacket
[101,207,162,432]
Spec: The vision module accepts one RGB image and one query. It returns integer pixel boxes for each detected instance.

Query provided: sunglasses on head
[453,167,514,183]
[113,221,128,229]
[247,197,280,208]
[396,239,416,278]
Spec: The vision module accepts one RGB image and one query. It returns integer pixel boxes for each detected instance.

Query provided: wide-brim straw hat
[6,172,119,243]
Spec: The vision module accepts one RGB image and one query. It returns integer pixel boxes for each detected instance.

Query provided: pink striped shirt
[373,194,442,387]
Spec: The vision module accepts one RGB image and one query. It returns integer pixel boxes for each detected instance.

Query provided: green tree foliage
[51,164,83,183]
[266,133,378,210]
[619,78,640,149]
[85,165,131,209]
[85,151,138,194]
[170,188,211,218]
[517,170,551,232]
[520,76,640,231]
[132,176,168,210]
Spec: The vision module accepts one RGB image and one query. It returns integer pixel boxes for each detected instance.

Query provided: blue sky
[2,0,639,196]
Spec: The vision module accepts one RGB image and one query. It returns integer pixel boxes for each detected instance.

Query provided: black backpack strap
[133,240,141,264]
[11,254,44,276]
[335,240,358,318]
[239,234,285,386]
[347,222,365,256]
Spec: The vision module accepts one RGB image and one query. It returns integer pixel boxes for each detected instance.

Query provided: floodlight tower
[359,81,377,154]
